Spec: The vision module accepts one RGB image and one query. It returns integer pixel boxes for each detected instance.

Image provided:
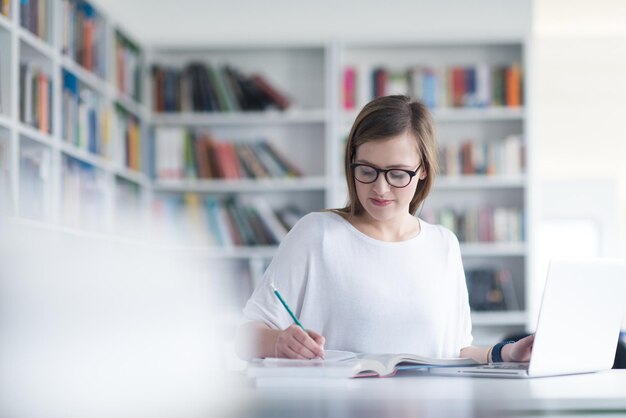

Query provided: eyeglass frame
[350,163,422,188]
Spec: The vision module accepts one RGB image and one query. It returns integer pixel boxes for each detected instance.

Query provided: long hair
[334,95,438,216]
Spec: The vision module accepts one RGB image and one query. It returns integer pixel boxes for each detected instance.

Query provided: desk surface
[229,369,626,418]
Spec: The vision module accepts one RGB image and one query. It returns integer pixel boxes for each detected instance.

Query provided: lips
[370,198,393,206]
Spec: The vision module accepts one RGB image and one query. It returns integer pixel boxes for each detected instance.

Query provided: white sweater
[242,211,473,357]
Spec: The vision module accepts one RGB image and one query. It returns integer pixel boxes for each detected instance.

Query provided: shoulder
[419,218,461,252]
[282,211,342,243]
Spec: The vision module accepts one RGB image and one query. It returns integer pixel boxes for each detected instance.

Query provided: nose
[371,173,391,195]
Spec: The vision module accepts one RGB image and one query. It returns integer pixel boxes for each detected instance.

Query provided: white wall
[100,0,531,46]
[531,0,626,329]
[531,0,626,258]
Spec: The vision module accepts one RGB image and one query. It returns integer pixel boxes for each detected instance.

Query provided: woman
[236,95,533,364]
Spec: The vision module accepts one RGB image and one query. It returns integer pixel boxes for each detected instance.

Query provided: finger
[307,330,326,350]
[285,342,311,360]
[293,332,324,358]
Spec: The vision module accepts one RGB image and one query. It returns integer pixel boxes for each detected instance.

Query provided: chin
[364,204,400,222]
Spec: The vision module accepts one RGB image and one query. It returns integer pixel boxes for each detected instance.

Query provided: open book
[247,350,479,378]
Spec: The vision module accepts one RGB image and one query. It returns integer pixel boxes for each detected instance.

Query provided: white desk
[231,370,626,418]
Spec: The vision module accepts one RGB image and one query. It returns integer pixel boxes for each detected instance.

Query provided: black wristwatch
[491,340,515,362]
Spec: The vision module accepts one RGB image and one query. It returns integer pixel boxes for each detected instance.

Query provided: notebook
[247,350,477,379]
[430,258,626,378]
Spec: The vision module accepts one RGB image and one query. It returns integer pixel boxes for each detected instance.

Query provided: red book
[506,62,522,107]
[343,67,356,109]
[39,73,48,133]
[452,67,466,107]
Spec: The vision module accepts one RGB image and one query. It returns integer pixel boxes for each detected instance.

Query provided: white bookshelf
[1,0,150,234]
[1,3,532,337]
[334,39,529,335]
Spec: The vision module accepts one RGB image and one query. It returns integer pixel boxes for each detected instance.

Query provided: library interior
[1,0,626,417]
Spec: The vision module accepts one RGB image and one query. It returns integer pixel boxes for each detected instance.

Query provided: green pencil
[270,283,305,330]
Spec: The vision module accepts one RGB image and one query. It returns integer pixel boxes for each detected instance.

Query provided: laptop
[430,258,626,378]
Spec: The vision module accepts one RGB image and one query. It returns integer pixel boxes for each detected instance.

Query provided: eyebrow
[355,159,419,169]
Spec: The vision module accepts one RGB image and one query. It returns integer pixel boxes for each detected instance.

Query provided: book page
[261,350,357,364]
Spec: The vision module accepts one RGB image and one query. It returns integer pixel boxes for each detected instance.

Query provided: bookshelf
[1,2,532,341]
[1,0,150,234]
[335,40,529,336]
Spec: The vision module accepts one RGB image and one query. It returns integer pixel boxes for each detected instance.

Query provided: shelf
[460,242,526,257]
[153,176,327,193]
[59,141,109,169]
[0,113,11,129]
[432,107,525,121]
[341,107,524,126]
[17,123,55,146]
[113,166,150,187]
[0,12,12,31]
[151,109,327,126]
[61,55,108,94]
[471,311,526,326]
[436,175,526,189]
[114,92,144,117]
[18,27,56,60]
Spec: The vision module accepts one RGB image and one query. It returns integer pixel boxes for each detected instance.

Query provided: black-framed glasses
[350,163,422,188]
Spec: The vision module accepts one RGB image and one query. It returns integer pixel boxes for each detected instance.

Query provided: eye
[356,165,376,177]
[389,170,409,180]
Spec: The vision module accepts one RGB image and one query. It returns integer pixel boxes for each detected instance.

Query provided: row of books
[62,70,107,155]
[422,206,524,243]
[466,268,519,311]
[438,134,524,176]
[113,106,141,171]
[152,63,291,113]
[61,155,107,230]
[19,63,52,134]
[115,32,142,101]
[154,128,302,181]
[19,143,50,220]
[152,194,304,247]
[61,0,107,78]
[20,0,48,40]
[343,62,522,110]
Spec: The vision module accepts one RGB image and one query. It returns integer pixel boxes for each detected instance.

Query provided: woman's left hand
[503,334,535,362]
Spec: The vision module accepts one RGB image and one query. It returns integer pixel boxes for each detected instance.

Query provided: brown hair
[334,95,438,216]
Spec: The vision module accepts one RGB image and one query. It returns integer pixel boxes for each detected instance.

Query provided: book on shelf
[20,0,49,41]
[348,62,523,109]
[421,206,524,244]
[113,105,141,171]
[248,350,478,379]
[152,63,291,112]
[62,70,105,155]
[2,0,10,17]
[151,194,305,247]
[115,31,142,101]
[61,0,106,78]
[19,143,51,219]
[438,134,524,176]
[466,268,519,311]
[19,63,52,134]
[342,67,356,110]
[154,127,303,181]
[61,156,107,230]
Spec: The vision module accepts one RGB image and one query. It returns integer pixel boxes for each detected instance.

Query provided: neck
[351,213,420,242]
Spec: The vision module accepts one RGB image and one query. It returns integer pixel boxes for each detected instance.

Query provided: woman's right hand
[274,325,325,359]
